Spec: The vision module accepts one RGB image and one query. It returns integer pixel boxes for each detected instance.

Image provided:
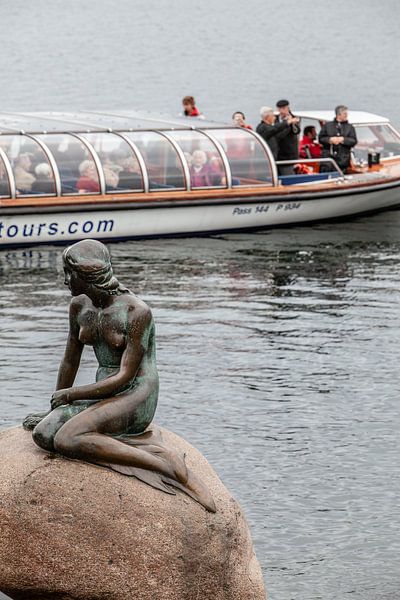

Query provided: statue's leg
[52,386,187,483]
[32,403,87,453]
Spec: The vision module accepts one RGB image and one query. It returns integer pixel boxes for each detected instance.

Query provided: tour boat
[0,109,399,248]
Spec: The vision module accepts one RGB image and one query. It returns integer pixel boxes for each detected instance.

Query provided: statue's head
[62,239,129,297]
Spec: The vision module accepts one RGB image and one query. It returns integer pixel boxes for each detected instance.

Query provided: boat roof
[0,110,228,135]
[296,111,390,125]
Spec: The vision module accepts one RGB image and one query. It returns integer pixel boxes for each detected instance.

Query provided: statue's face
[64,265,85,296]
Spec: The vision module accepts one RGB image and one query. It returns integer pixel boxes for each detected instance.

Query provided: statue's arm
[51,300,84,408]
[52,305,151,405]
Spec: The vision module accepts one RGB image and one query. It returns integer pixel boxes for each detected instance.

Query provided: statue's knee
[53,429,78,456]
[32,421,55,452]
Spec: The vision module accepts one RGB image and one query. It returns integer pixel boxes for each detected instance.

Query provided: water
[0,1,400,599]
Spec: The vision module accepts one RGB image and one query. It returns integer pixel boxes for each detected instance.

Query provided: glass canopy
[0,127,274,198]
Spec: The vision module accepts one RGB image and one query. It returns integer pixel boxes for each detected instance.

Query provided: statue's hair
[62,239,130,296]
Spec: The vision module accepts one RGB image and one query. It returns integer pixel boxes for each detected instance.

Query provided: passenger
[182,95,202,118]
[256,106,293,160]
[299,126,322,159]
[31,163,56,194]
[118,156,143,190]
[275,99,301,175]
[14,153,36,192]
[319,105,357,172]
[190,150,213,187]
[232,111,253,130]
[76,160,100,193]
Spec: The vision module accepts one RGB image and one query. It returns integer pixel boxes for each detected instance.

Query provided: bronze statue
[23,239,215,513]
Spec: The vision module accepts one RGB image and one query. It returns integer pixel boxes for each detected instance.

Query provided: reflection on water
[1,211,400,600]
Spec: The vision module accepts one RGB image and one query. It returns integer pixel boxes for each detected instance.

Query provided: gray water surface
[1,216,400,599]
[0,1,400,599]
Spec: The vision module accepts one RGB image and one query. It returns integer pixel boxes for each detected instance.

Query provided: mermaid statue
[23,239,215,513]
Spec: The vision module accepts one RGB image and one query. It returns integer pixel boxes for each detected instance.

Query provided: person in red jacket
[182,95,201,117]
[299,126,322,159]
[232,111,253,130]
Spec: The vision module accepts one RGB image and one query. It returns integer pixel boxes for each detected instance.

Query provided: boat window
[81,133,144,193]
[167,130,226,188]
[0,135,56,196]
[36,133,99,195]
[0,155,11,197]
[208,129,273,186]
[354,124,400,161]
[123,131,185,190]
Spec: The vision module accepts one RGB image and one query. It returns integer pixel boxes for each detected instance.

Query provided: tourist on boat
[190,150,213,187]
[31,163,55,194]
[232,111,253,130]
[256,106,292,160]
[275,99,301,175]
[319,105,357,172]
[299,126,322,159]
[76,160,100,193]
[117,156,143,190]
[14,153,36,193]
[182,95,202,118]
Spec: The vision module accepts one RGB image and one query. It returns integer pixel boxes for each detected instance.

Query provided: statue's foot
[22,411,50,431]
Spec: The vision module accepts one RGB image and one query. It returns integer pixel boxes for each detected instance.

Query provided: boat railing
[275,158,344,179]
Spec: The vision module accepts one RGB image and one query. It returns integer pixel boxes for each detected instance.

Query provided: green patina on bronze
[23,239,215,513]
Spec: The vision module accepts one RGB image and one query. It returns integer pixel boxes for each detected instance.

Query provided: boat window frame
[27,134,61,196]
[157,131,191,191]
[71,133,106,195]
[166,128,229,190]
[0,144,15,198]
[242,128,278,186]
[353,122,400,162]
[0,133,60,199]
[201,127,277,188]
[122,130,187,192]
[198,129,231,189]
[112,132,149,193]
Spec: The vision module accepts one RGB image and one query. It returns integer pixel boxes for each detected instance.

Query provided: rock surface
[0,426,266,600]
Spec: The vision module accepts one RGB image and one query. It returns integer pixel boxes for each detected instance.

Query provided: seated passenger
[76,160,100,193]
[31,163,56,194]
[256,106,292,160]
[14,153,36,193]
[299,126,322,159]
[232,111,253,130]
[118,156,143,190]
[190,150,213,187]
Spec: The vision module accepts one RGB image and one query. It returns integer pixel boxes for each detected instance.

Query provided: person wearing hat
[275,99,301,174]
[256,106,292,160]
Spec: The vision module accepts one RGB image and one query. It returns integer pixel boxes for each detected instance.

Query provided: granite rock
[0,426,266,600]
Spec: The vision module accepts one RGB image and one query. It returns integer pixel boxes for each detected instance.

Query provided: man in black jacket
[319,105,357,172]
[256,106,293,161]
[275,99,301,175]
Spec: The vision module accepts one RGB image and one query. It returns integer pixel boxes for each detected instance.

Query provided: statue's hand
[51,389,72,410]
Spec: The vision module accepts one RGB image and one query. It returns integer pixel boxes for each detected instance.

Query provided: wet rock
[0,426,266,600]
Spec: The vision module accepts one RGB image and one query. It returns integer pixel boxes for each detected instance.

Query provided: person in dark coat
[318,105,357,172]
[275,99,301,175]
[256,106,293,161]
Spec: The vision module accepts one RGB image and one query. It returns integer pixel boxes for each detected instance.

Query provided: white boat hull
[1,182,400,247]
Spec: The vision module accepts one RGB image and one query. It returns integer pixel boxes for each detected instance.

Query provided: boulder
[0,426,266,600]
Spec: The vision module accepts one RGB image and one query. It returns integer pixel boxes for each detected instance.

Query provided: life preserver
[294,163,312,175]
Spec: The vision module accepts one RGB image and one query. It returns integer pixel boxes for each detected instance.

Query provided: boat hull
[1,181,400,247]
